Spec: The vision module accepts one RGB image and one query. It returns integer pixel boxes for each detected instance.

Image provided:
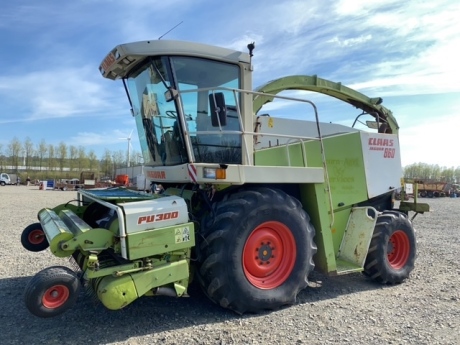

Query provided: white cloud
[0,66,125,121]
[70,129,138,147]
[328,34,372,47]
[0,0,459,164]
[399,116,460,167]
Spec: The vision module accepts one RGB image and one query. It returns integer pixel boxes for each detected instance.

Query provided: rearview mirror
[209,92,227,127]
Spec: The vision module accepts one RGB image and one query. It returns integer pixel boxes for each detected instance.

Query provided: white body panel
[360,132,402,198]
[120,196,188,234]
[254,116,359,150]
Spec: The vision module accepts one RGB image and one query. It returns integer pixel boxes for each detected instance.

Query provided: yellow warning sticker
[268,118,274,128]
[175,226,191,243]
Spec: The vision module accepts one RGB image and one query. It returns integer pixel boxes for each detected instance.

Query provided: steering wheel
[166,110,177,118]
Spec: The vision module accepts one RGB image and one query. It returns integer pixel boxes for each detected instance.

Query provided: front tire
[21,223,49,252]
[197,188,316,314]
[364,211,416,284]
[24,266,80,318]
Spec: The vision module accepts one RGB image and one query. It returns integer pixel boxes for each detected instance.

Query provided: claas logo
[137,211,179,225]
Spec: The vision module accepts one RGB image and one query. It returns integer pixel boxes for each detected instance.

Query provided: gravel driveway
[0,187,458,345]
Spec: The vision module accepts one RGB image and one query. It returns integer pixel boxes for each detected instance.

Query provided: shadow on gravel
[0,271,387,344]
[297,270,390,305]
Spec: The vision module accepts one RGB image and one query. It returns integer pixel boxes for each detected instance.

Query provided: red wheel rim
[387,230,410,269]
[28,229,45,245]
[42,285,70,309]
[243,221,296,289]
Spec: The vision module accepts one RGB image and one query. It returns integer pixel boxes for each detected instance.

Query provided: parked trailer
[417,182,459,198]
[21,39,429,318]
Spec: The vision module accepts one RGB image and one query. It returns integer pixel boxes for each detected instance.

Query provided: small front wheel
[24,266,80,318]
[21,223,49,252]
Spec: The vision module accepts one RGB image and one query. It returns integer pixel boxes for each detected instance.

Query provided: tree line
[1,137,459,183]
[403,163,460,183]
[0,137,140,180]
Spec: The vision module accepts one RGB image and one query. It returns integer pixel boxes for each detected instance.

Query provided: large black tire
[364,211,416,284]
[197,188,317,314]
[24,266,80,318]
[21,223,49,252]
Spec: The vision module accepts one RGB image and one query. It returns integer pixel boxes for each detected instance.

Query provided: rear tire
[21,223,49,252]
[197,188,316,314]
[364,211,416,284]
[24,266,80,318]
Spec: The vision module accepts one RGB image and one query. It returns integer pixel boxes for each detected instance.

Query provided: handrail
[176,86,334,228]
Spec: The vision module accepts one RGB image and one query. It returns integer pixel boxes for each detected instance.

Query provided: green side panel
[299,183,337,274]
[127,222,195,260]
[313,133,368,206]
[95,259,190,310]
[330,208,353,254]
[336,206,377,274]
[254,142,306,167]
[255,132,370,275]
[131,259,190,297]
[254,133,368,207]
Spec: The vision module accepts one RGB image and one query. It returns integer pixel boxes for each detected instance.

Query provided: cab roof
[99,40,250,80]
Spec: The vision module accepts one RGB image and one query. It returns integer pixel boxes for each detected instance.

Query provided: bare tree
[57,142,68,172]
[69,145,78,172]
[47,144,56,173]
[88,150,99,171]
[114,150,125,172]
[37,140,48,171]
[8,138,22,172]
[455,167,460,183]
[0,143,4,170]
[23,137,34,170]
[77,146,88,171]
[102,149,113,177]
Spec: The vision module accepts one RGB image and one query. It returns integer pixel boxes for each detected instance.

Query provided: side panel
[255,132,369,206]
[120,196,188,234]
[361,132,402,198]
[254,131,372,275]
[127,222,195,260]
[299,183,337,274]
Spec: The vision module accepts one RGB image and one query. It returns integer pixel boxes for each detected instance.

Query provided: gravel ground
[0,186,459,345]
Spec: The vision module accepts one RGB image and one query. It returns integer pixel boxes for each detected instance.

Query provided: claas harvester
[21,40,429,318]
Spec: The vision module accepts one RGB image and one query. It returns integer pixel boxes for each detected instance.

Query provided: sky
[0,0,459,167]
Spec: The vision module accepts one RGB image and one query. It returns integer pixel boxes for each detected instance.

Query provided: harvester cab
[21,39,429,318]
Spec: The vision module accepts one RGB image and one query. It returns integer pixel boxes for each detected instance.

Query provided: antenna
[158,21,184,40]
[119,130,134,167]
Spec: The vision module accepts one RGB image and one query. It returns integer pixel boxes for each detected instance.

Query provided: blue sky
[0,0,459,167]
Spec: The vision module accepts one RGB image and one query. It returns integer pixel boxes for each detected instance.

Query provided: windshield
[125,56,241,167]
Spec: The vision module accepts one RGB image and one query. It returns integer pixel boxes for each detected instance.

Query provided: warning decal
[175,226,191,243]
